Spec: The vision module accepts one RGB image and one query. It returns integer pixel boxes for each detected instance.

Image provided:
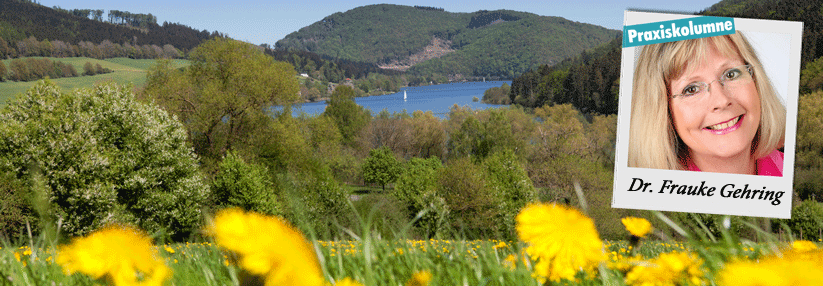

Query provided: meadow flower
[515,203,606,283]
[56,225,170,286]
[792,240,818,252]
[406,270,432,286]
[335,277,364,286]
[503,254,518,270]
[207,208,325,286]
[624,251,704,286]
[607,255,645,273]
[718,254,823,286]
[621,217,652,238]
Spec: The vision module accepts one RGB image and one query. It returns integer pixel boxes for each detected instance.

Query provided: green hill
[0,0,219,51]
[276,4,619,79]
[0,57,189,104]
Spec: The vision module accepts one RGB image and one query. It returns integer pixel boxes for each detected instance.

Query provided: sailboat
[404,90,407,101]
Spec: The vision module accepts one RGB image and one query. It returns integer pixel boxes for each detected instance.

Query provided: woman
[628,31,785,176]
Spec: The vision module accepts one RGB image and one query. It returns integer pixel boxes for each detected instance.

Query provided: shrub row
[2,58,78,82]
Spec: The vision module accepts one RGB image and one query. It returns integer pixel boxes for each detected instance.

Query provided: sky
[36,0,725,46]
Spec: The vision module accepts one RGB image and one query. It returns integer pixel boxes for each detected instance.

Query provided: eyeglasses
[670,64,754,100]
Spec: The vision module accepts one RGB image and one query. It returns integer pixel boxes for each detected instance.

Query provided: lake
[290,81,511,118]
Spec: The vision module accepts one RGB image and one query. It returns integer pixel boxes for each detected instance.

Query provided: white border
[612,11,802,219]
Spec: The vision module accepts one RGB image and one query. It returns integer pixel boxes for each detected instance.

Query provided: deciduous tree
[144,38,300,166]
[323,85,371,146]
[362,146,402,191]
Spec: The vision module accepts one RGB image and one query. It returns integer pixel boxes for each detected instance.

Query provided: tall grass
[2,200,817,285]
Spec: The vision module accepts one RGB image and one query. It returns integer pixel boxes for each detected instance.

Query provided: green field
[0,220,814,285]
[0,57,189,105]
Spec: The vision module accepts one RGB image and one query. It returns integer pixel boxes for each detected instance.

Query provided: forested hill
[509,0,823,114]
[700,0,823,66]
[275,4,619,79]
[0,0,220,51]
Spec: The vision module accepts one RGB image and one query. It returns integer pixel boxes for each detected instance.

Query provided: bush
[83,61,95,76]
[438,157,497,237]
[0,80,210,240]
[394,156,447,238]
[0,61,6,81]
[211,152,282,216]
[280,167,351,239]
[785,200,823,241]
[0,170,36,240]
[481,150,537,238]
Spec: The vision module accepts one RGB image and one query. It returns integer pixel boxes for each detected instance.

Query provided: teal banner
[623,16,735,48]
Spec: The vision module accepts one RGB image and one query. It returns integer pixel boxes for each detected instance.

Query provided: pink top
[687,150,783,177]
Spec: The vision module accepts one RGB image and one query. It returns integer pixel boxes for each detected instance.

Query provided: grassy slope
[0,57,189,105]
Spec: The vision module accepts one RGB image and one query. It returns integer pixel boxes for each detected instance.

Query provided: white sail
[404,90,407,101]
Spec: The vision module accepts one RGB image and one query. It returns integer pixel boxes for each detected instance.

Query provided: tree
[9,59,29,81]
[795,91,823,202]
[0,61,6,81]
[83,61,95,76]
[362,146,402,191]
[144,38,300,165]
[0,37,10,59]
[408,110,446,159]
[95,63,108,75]
[0,81,210,240]
[323,85,371,146]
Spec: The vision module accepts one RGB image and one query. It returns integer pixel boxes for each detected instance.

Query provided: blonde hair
[628,32,786,170]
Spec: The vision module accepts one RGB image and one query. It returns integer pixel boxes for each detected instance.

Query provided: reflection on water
[289,81,511,119]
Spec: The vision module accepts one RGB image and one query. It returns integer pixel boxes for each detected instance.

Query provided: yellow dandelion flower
[624,251,704,286]
[718,253,823,286]
[792,240,818,252]
[621,217,652,238]
[493,241,508,249]
[406,270,432,286]
[207,208,324,286]
[503,254,518,270]
[335,277,364,286]
[516,203,606,283]
[56,225,170,286]
[164,246,175,254]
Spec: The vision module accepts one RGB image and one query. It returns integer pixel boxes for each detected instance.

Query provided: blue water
[290,81,511,118]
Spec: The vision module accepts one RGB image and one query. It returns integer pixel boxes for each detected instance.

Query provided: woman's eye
[682,84,701,96]
[724,68,742,80]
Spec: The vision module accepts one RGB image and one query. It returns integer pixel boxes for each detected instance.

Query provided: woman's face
[668,44,761,163]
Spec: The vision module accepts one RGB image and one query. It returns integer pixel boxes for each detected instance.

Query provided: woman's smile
[704,114,743,134]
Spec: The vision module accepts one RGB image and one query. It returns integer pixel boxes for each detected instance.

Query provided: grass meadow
[1,200,820,286]
[0,238,690,285]
[0,57,189,104]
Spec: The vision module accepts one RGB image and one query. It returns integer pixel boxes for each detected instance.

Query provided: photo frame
[611,11,803,218]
